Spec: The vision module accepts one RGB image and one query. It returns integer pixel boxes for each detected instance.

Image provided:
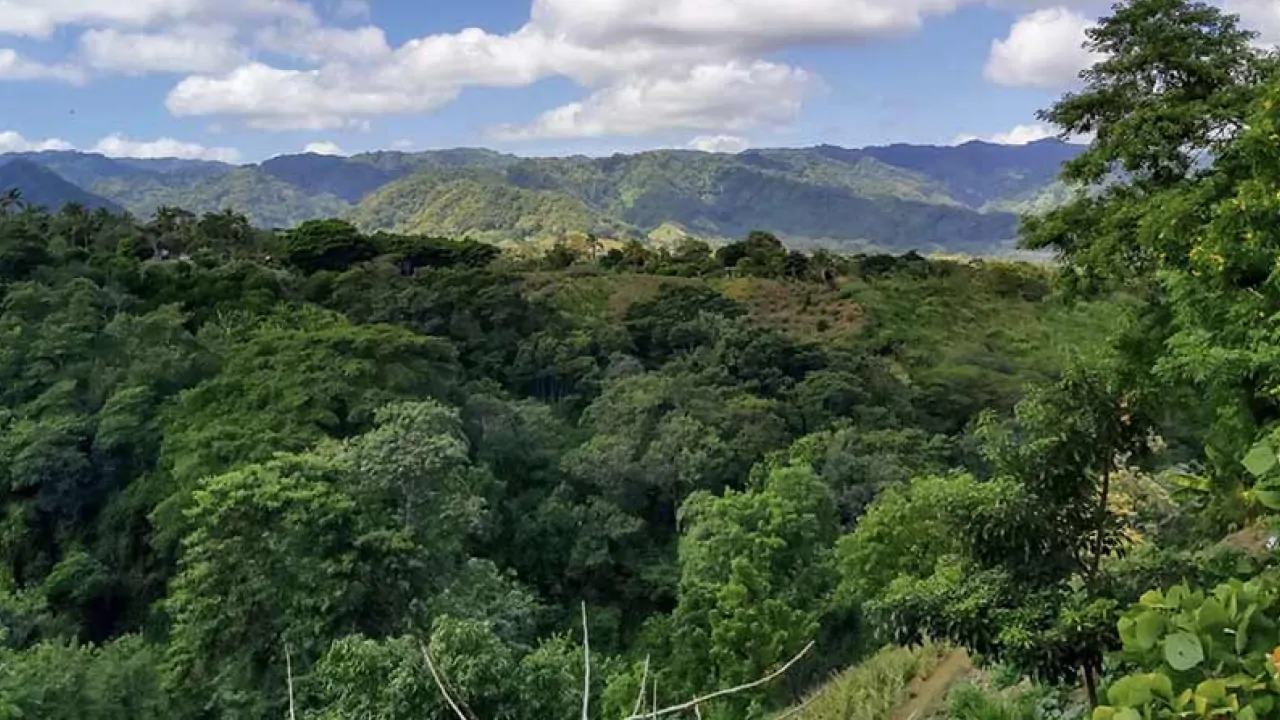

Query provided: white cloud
[255,22,390,63]
[528,0,965,50]
[79,25,245,74]
[985,7,1101,89]
[0,48,86,83]
[303,140,346,155]
[1225,0,1280,46]
[688,135,750,153]
[953,123,1058,145]
[496,60,811,139]
[0,130,74,152]
[92,133,241,162]
[0,0,315,39]
[167,61,461,130]
[334,0,371,20]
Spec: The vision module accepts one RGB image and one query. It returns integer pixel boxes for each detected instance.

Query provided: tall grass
[787,642,948,720]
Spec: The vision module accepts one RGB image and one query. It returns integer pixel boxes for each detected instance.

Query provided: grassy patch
[788,643,950,720]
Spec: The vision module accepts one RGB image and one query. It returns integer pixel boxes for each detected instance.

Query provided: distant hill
[0,140,1087,253]
[0,158,122,213]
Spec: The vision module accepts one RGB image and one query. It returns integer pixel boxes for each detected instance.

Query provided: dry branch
[620,641,816,720]
[421,642,474,720]
[632,655,651,717]
[285,643,298,720]
[582,602,592,720]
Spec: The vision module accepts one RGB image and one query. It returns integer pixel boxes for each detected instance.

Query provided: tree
[1025,0,1271,287]
[282,219,378,274]
[165,453,422,719]
[661,464,838,717]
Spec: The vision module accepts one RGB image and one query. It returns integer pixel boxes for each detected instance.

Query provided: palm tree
[0,188,24,215]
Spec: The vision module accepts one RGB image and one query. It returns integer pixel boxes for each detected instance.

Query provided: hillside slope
[1,140,1086,252]
[0,159,122,212]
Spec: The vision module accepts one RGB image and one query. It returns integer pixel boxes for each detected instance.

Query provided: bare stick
[621,641,816,720]
[284,643,297,720]
[769,690,821,720]
[420,643,472,720]
[632,655,651,717]
[651,675,657,720]
[581,602,591,720]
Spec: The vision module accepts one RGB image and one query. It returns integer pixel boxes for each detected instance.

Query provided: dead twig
[632,655,651,718]
[621,641,816,720]
[285,643,297,720]
[421,643,475,720]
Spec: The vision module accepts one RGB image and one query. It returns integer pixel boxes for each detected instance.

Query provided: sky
[0,0,1276,164]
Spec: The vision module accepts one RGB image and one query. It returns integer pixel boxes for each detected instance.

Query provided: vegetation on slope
[7,4,1280,720]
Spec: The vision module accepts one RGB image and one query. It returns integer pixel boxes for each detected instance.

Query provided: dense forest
[4,1,1280,719]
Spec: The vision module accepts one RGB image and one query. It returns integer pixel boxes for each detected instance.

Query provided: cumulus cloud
[953,123,1057,145]
[158,0,949,134]
[0,131,74,152]
[254,22,390,63]
[985,7,1101,89]
[0,48,86,83]
[528,0,964,50]
[91,133,241,162]
[303,140,346,155]
[1225,0,1280,46]
[688,135,750,153]
[79,25,245,74]
[167,61,461,130]
[496,61,811,139]
[0,0,315,39]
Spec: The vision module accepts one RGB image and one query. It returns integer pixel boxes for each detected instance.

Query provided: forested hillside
[0,139,1081,253]
[6,1,1280,719]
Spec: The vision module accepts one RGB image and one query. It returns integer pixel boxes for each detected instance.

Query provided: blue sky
[0,0,1275,163]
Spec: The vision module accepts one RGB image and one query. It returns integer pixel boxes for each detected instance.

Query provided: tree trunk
[1083,661,1099,708]
[1092,456,1114,579]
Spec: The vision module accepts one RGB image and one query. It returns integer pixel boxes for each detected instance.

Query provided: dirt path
[890,649,973,720]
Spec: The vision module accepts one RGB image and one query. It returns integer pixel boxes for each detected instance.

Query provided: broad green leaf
[1107,674,1156,707]
[1195,678,1228,702]
[1198,597,1229,631]
[1140,590,1165,607]
[1135,611,1164,650]
[1237,604,1256,654]
[1244,443,1278,478]
[1253,490,1280,510]
[1164,632,1205,671]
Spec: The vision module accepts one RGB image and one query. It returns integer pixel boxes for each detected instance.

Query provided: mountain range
[0,140,1085,253]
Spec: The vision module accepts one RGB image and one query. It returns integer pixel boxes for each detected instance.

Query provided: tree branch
[285,643,298,720]
[632,655,651,718]
[421,643,476,720]
[582,602,591,720]
[621,641,816,720]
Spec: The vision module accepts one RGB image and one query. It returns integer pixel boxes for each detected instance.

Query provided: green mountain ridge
[0,139,1085,253]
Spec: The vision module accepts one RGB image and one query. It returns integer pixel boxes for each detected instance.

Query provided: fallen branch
[621,641,816,720]
[632,655,651,718]
[285,643,298,720]
[582,602,591,720]
[421,643,475,720]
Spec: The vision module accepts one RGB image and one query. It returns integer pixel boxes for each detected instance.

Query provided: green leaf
[1195,678,1228,702]
[1236,604,1256,654]
[1135,611,1164,650]
[1243,443,1278,478]
[1107,675,1154,707]
[1140,590,1164,607]
[1197,598,1229,631]
[1253,490,1280,510]
[1164,632,1205,671]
